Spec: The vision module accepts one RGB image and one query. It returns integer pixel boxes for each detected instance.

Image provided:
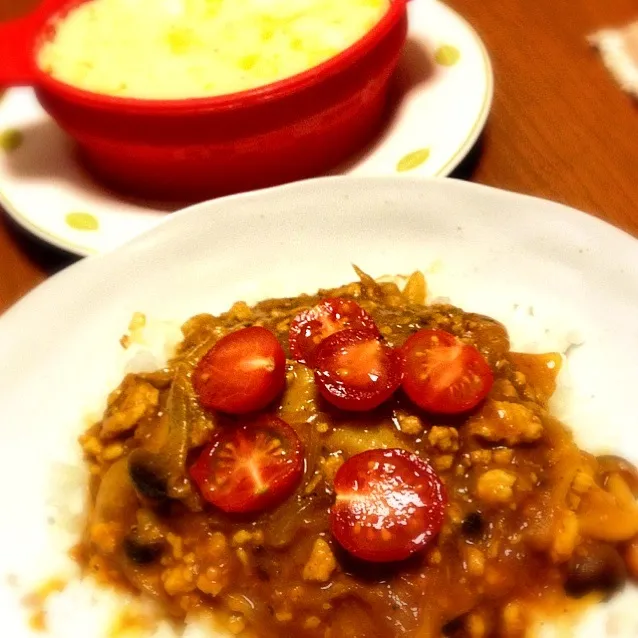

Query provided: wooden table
[1,0,637,314]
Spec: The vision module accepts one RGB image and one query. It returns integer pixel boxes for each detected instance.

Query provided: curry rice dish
[76,269,638,637]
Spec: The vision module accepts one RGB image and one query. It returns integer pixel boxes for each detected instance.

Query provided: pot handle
[0,0,66,87]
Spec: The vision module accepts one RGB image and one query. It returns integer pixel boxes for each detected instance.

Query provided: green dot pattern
[396,148,431,172]
[65,212,100,231]
[0,129,24,152]
[434,45,461,67]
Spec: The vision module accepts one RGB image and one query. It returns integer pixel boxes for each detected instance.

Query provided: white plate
[0,0,492,256]
[0,176,638,637]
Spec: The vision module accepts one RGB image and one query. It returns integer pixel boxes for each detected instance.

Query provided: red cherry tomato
[192,326,286,415]
[331,448,446,562]
[288,298,380,365]
[401,329,493,414]
[313,329,403,412]
[189,416,304,513]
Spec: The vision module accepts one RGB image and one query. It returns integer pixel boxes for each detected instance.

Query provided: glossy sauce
[77,275,638,637]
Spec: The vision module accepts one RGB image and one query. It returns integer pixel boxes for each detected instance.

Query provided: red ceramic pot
[0,0,408,199]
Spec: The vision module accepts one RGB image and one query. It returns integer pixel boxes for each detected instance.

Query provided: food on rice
[74,269,638,637]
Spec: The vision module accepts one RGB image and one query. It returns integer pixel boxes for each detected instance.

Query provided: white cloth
[589,21,638,99]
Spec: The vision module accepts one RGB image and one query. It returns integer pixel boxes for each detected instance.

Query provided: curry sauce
[77,272,638,637]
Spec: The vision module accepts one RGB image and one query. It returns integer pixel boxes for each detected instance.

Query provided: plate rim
[431,5,494,178]
[0,185,100,256]
[0,0,494,257]
[1,175,636,328]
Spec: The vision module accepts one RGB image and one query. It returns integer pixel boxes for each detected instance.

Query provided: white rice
[19,299,638,638]
[38,0,389,99]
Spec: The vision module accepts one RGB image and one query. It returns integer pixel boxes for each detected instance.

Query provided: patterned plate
[0,0,493,256]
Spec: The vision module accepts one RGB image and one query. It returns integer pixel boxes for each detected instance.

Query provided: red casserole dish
[0,0,408,200]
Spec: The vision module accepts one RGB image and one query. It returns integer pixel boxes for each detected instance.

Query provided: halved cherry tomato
[313,329,403,412]
[193,326,286,415]
[331,448,446,562]
[401,329,493,414]
[189,416,304,513]
[289,298,380,365]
